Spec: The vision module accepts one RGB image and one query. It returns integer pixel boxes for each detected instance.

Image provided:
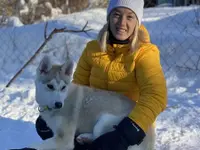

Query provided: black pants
[35,116,91,150]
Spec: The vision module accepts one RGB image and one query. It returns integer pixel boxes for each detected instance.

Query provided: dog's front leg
[54,122,75,150]
[29,132,74,150]
[53,118,77,150]
[28,136,60,150]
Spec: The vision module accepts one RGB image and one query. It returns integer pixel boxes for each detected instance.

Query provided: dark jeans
[35,116,91,150]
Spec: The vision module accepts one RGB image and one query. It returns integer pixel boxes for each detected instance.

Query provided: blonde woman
[35,0,167,150]
[72,0,167,150]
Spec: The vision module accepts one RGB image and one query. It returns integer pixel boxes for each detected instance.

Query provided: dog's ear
[37,55,52,75]
[61,59,74,76]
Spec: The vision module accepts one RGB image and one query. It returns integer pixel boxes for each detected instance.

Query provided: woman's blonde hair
[97,20,149,53]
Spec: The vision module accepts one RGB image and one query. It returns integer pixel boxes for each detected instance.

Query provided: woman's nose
[118,16,126,26]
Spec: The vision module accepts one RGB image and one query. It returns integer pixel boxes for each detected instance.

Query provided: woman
[36,0,167,150]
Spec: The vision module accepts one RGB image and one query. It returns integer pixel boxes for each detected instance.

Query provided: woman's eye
[114,13,120,17]
[47,84,54,90]
[127,16,134,20]
[61,86,66,91]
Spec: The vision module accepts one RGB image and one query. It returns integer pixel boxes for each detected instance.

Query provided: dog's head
[35,55,74,111]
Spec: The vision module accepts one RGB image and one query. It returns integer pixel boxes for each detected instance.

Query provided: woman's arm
[129,44,167,132]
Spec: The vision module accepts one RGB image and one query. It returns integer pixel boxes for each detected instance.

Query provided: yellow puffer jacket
[72,24,167,133]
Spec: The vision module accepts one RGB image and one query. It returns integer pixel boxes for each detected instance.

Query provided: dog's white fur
[30,56,155,150]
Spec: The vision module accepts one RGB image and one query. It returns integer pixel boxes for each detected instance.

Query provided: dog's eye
[61,86,66,91]
[47,84,54,90]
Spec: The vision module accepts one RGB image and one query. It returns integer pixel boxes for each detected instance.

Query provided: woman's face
[109,7,137,41]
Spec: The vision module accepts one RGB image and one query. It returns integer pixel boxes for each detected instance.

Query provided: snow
[0,6,200,150]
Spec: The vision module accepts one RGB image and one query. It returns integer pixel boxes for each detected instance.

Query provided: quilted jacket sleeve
[72,43,92,86]
[128,44,167,133]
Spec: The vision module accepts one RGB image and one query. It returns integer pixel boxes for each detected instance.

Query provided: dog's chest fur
[40,111,63,134]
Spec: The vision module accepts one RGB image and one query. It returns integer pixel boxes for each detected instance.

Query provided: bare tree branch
[55,21,92,34]
[5,21,92,88]
[44,22,48,39]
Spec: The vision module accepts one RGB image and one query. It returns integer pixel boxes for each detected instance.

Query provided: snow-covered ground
[0,6,200,150]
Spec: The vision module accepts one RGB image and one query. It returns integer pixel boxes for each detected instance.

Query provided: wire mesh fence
[144,4,200,77]
[0,0,200,88]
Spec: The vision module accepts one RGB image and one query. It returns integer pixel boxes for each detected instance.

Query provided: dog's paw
[76,133,94,145]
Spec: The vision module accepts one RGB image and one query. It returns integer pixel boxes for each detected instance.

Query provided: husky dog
[30,55,155,150]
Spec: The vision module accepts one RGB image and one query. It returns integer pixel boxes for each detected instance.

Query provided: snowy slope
[0,6,200,150]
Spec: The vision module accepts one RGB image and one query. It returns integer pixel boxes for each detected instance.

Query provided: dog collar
[38,106,53,112]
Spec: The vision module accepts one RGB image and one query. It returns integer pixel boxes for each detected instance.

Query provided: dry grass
[89,0,108,8]
[0,0,16,16]
[0,0,109,24]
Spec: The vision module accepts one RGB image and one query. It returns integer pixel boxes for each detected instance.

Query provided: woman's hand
[88,117,146,150]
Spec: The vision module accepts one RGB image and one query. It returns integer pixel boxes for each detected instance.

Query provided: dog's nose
[55,102,62,109]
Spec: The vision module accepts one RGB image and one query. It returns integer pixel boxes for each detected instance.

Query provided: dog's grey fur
[30,56,155,150]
